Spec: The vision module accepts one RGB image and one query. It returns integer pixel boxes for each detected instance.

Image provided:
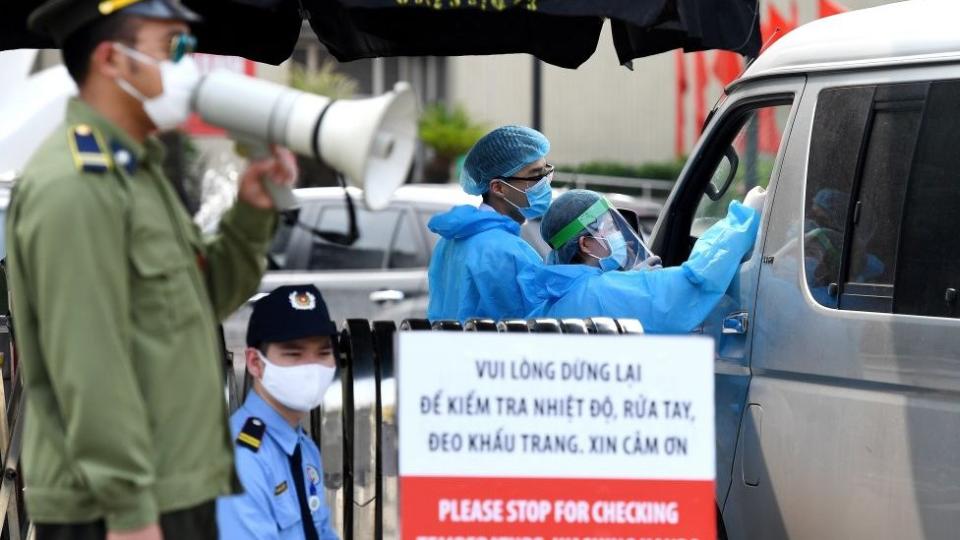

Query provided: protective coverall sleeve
[596,201,760,333]
[14,177,157,530]
[196,201,277,321]
[466,237,543,321]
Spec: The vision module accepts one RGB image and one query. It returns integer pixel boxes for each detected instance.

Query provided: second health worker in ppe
[521,189,764,333]
[427,125,552,322]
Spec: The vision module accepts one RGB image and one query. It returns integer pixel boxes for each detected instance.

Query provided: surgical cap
[540,189,603,264]
[459,125,550,195]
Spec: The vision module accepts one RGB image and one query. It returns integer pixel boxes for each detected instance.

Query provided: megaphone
[192,70,417,211]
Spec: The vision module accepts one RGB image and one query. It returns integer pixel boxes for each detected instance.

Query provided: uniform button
[114,149,132,168]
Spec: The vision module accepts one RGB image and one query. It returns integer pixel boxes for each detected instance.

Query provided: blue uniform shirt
[217,392,339,540]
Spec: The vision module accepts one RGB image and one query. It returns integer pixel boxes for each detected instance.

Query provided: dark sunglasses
[169,33,197,63]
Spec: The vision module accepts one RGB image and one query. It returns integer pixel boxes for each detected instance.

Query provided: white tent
[0,50,77,177]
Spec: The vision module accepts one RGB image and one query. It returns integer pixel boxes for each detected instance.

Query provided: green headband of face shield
[548,198,613,249]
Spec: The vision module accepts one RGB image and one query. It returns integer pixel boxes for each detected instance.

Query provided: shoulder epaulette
[237,417,265,452]
[68,124,111,174]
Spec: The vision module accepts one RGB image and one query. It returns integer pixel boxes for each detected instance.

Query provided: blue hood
[428,205,520,240]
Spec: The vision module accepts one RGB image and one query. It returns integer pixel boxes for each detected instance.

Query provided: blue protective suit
[427,205,543,322]
[520,201,760,333]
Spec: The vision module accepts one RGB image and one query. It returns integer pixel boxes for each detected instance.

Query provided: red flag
[712,51,743,87]
[763,1,799,52]
[819,0,847,18]
[675,50,687,158]
[693,52,709,133]
[755,1,798,152]
[758,108,781,154]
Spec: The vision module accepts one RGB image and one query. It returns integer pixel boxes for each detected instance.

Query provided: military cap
[246,285,338,348]
[29,0,201,45]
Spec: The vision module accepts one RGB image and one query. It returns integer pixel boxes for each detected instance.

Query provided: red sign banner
[401,477,715,539]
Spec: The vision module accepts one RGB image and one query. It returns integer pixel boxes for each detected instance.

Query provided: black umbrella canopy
[307,0,760,68]
[1,1,304,65]
[2,0,759,68]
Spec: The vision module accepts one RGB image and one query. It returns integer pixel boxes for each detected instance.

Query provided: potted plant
[418,103,486,183]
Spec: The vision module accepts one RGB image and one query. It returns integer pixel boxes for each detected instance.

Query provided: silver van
[647,2,960,538]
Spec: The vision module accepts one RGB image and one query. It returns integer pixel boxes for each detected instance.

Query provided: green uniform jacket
[5,99,276,531]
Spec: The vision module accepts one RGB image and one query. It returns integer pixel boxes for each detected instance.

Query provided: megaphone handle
[263,178,300,211]
[232,133,300,211]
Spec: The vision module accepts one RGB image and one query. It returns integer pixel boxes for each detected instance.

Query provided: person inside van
[519,188,765,333]
[427,125,552,322]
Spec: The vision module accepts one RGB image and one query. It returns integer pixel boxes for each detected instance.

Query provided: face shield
[546,197,653,270]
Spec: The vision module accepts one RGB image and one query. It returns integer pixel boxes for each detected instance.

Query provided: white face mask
[113,43,200,131]
[257,351,336,412]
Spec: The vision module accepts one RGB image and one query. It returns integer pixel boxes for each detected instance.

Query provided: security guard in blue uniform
[217,285,339,540]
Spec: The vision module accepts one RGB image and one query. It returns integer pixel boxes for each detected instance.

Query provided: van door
[730,68,960,539]
[650,76,805,519]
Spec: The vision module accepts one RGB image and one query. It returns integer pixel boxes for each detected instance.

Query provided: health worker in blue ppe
[217,285,339,540]
[520,188,765,333]
[427,125,552,322]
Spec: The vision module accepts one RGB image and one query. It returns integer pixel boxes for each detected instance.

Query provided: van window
[894,81,960,318]
[803,86,874,308]
[804,81,960,318]
[690,105,791,237]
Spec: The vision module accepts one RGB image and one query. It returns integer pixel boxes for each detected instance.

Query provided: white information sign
[397,332,716,540]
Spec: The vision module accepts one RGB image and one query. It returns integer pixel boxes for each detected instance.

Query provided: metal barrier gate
[0,309,640,540]
[318,316,644,539]
[0,261,30,540]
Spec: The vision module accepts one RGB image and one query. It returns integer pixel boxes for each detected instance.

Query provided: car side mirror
[616,207,641,235]
[706,146,740,201]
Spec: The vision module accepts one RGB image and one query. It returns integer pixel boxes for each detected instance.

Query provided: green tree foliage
[289,62,359,99]
[418,103,487,159]
[556,158,687,181]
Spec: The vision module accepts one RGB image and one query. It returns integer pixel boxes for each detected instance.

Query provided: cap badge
[289,291,316,311]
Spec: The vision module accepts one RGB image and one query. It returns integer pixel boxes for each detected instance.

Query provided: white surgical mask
[113,43,200,131]
[257,351,336,412]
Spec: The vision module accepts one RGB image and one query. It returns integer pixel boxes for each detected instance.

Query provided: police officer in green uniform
[6,1,298,539]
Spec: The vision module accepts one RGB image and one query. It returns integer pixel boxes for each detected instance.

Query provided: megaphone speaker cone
[318,82,417,211]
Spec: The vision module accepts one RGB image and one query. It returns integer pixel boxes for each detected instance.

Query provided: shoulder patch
[68,124,112,174]
[236,417,266,452]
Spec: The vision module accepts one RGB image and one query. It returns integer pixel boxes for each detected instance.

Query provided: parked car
[647,3,960,538]
[221,184,479,359]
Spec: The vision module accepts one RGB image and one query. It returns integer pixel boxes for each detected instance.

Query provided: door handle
[370,289,405,303]
[722,311,749,335]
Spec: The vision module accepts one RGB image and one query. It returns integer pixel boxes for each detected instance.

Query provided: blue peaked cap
[459,125,550,195]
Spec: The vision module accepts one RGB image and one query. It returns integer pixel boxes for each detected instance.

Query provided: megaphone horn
[193,71,417,211]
